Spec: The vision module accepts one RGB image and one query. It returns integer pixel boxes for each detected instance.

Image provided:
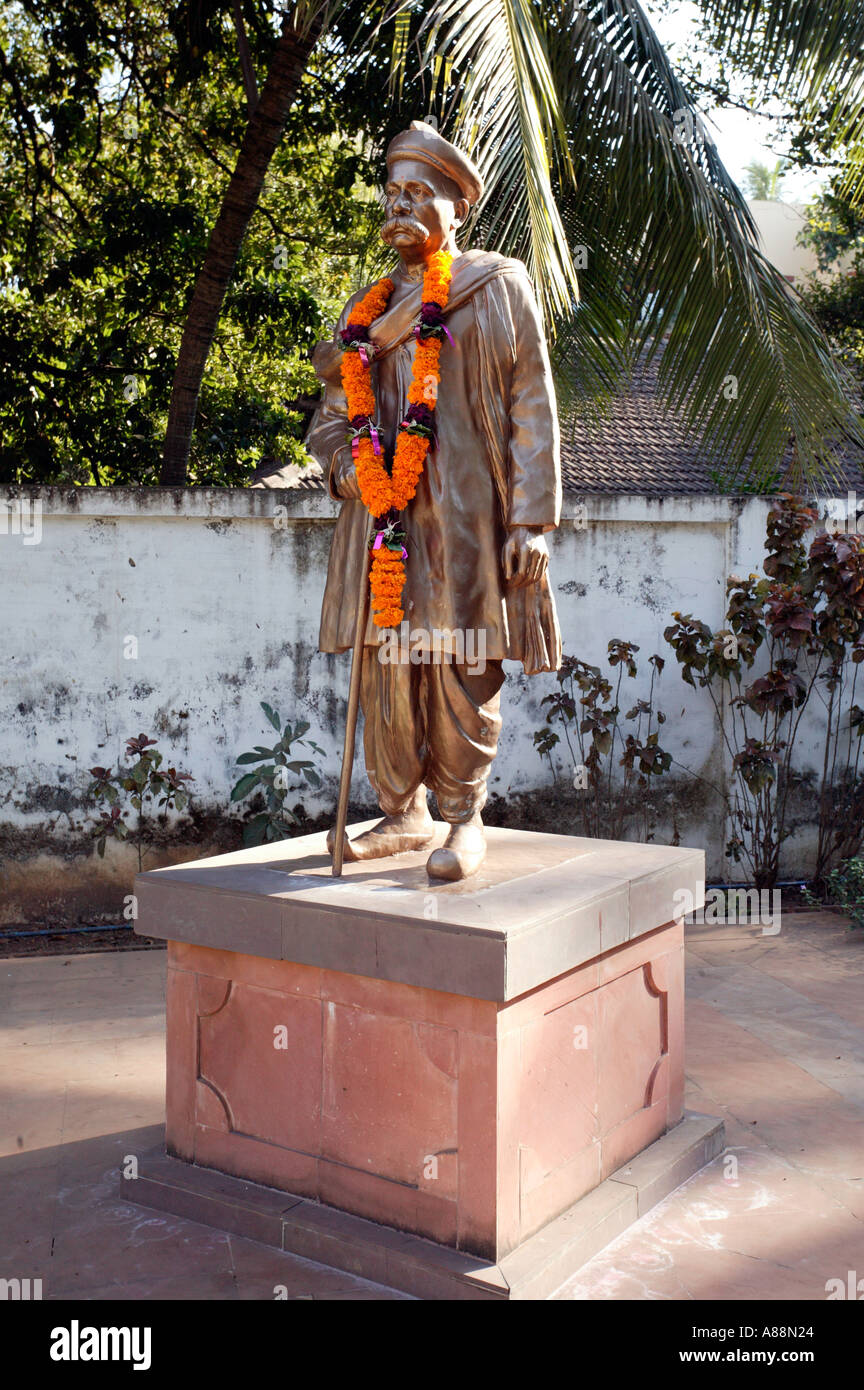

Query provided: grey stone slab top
[135,822,704,1001]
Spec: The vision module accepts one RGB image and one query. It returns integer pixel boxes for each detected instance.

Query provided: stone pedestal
[133,823,723,1298]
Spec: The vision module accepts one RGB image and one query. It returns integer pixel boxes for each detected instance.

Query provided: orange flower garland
[368,548,406,631]
[339,251,453,627]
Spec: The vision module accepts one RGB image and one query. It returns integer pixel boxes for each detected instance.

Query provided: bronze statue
[306,121,562,881]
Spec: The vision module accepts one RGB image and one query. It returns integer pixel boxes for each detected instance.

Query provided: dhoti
[360,651,505,823]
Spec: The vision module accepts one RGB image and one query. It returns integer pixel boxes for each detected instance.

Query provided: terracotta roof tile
[561,353,864,497]
[283,352,864,498]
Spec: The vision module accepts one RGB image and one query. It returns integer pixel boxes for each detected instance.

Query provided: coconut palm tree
[744,160,788,201]
[160,0,864,486]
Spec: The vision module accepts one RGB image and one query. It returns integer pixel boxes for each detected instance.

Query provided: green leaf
[230,773,260,802]
[242,813,271,847]
[261,702,281,732]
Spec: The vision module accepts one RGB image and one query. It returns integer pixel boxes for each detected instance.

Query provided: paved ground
[1,911,862,1300]
[556,911,864,1301]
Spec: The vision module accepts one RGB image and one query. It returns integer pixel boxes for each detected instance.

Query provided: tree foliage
[0,2,381,484]
[5,0,864,489]
[800,178,864,388]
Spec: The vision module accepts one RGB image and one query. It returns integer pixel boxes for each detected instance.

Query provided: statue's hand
[332,445,362,499]
[502,526,549,587]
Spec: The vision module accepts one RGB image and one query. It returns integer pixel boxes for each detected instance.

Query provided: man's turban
[386,121,484,206]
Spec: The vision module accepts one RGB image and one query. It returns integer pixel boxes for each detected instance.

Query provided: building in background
[748,198,830,287]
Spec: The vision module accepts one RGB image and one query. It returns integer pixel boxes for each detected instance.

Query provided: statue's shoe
[327,818,435,863]
[426,822,487,881]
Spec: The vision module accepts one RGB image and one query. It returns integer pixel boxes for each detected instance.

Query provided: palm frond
[696,0,864,202]
[420,0,580,321]
[697,0,864,106]
[424,0,864,484]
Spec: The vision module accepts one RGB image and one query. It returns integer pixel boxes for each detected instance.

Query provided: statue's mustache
[381,216,428,244]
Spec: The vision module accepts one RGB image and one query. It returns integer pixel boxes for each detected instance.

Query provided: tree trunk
[232,2,260,114]
[160,16,320,485]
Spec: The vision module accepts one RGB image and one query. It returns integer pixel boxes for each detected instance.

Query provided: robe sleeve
[305,299,361,501]
[503,269,562,533]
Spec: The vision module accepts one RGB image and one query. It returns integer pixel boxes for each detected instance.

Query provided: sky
[643,0,830,204]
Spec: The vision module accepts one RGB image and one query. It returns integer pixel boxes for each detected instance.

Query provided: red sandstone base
[165,918,683,1263]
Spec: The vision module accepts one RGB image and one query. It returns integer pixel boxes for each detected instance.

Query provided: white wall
[0,486,822,919]
[747,198,857,288]
[748,200,818,285]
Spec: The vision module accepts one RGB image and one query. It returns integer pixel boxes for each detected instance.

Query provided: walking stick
[332,517,372,876]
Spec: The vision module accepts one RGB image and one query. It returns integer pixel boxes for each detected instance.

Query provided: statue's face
[381,158,468,259]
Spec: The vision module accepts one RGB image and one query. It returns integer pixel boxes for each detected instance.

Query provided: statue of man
[306,121,561,881]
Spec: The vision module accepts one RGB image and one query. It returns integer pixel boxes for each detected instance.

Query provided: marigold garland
[369,548,406,631]
[339,250,453,627]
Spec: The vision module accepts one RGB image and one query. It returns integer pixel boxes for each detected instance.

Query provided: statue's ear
[453,197,470,228]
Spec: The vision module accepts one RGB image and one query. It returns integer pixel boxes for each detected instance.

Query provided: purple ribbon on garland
[400,401,437,447]
[415,301,454,347]
[350,420,382,456]
[373,531,408,560]
[414,321,454,347]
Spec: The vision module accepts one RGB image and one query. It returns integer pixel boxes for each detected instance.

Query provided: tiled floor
[1,912,862,1300]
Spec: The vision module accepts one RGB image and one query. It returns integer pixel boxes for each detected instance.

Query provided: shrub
[231,703,325,846]
[534,640,672,841]
[87,734,194,870]
[804,857,864,928]
[665,494,864,888]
